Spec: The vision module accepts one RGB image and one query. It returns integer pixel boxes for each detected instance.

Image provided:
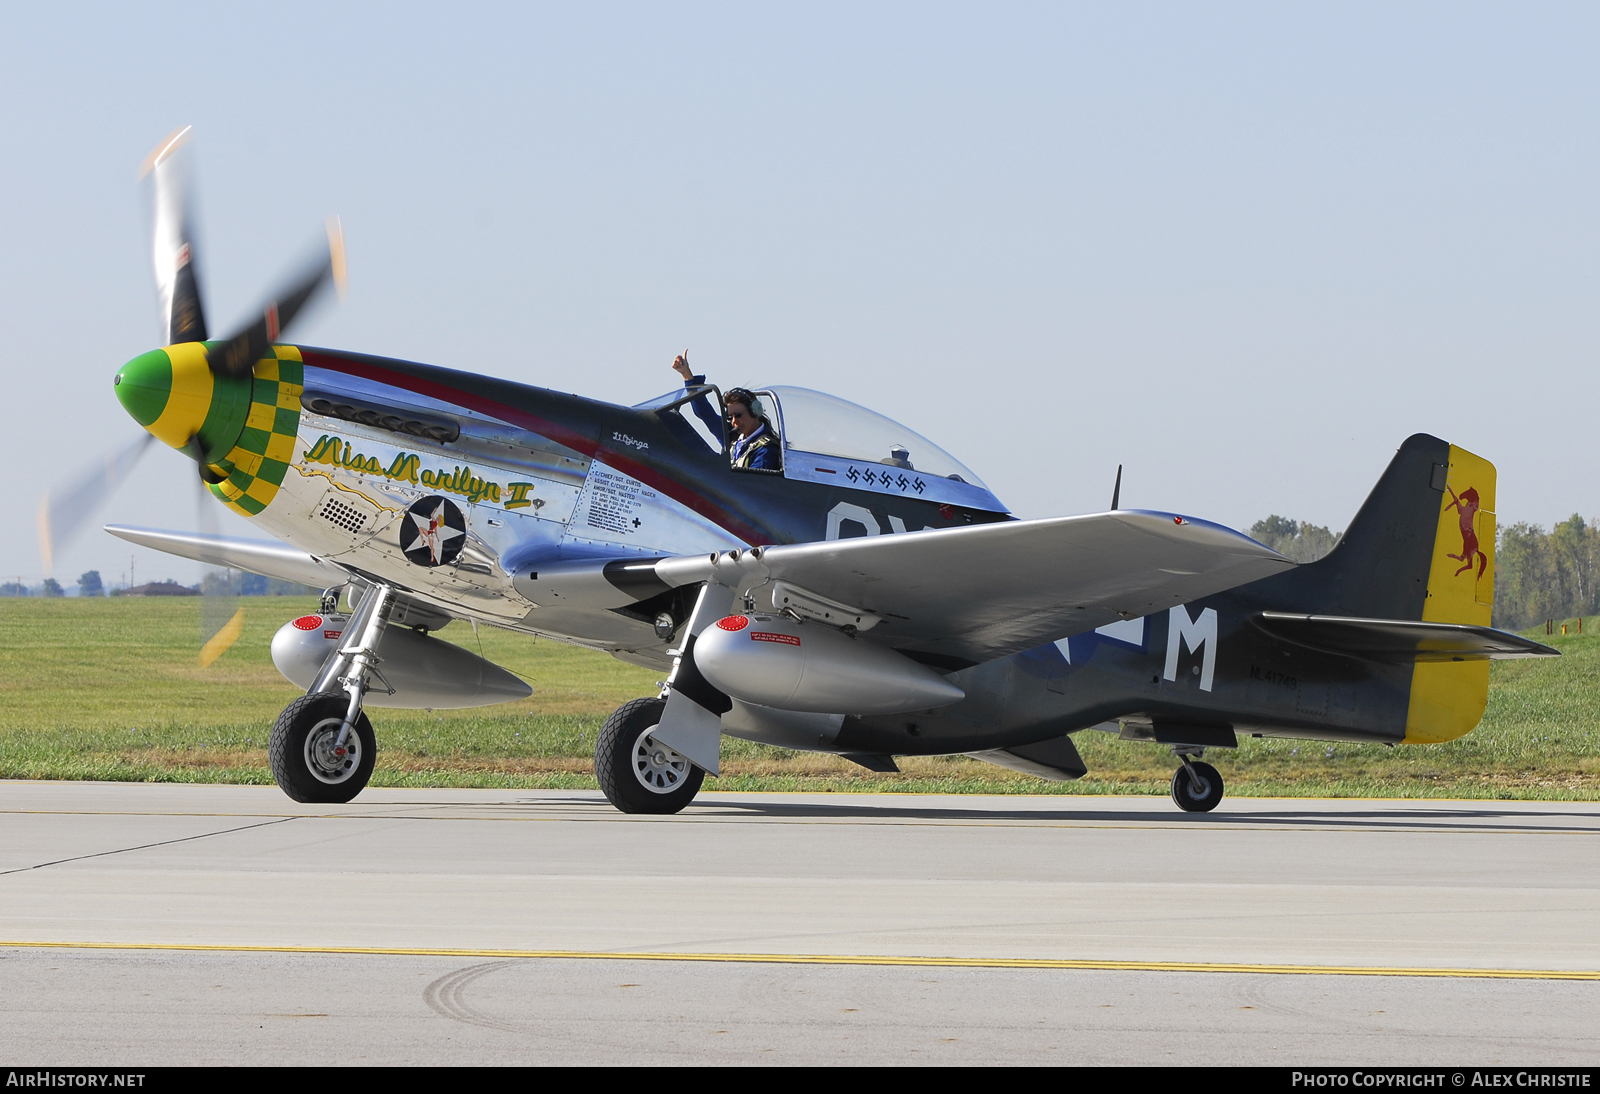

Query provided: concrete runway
[2,781,1598,1065]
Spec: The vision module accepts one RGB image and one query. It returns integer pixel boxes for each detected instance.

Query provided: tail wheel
[595,696,705,815]
[1171,760,1224,813]
[268,691,376,804]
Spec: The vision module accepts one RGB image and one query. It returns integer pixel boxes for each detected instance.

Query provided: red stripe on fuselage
[299,349,774,546]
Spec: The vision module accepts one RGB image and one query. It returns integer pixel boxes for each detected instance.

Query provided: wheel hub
[632,728,690,794]
[304,717,362,785]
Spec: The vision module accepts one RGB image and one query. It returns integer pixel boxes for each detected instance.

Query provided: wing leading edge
[740,510,1293,664]
[105,525,351,589]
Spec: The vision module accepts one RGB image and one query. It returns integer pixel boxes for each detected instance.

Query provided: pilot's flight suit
[732,423,781,471]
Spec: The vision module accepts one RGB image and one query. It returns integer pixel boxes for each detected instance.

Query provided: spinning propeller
[142,126,347,377]
[37,126,346,665]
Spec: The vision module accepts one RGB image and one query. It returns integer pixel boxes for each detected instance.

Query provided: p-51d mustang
[101,129,1556,814]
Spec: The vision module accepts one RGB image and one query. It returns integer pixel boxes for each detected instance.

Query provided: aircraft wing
[736,511,1292,664]
[614,510,1293,666]
[105,525,351,589]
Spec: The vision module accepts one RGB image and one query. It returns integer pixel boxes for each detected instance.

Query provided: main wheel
[268,692,377,804]
[1171,760,1224,813]
[595,697,705,815]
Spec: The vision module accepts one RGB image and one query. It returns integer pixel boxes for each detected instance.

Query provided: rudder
[1407,443,1495,743]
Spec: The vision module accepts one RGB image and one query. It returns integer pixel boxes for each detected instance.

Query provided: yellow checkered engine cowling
[205,346,304,516]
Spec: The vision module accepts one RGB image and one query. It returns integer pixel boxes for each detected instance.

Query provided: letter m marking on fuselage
[1163,604,1218,692]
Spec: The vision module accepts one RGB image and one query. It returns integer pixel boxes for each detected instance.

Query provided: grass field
[1,597,1597,798]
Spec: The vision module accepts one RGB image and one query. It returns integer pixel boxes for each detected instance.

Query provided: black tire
[595,697,705,815]
[1171,760,1224,813]
[268,692,377,804]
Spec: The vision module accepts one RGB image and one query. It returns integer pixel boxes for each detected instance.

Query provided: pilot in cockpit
[671,353,782,472]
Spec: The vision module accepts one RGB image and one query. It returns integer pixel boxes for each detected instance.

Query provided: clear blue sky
[3,3,1596,587]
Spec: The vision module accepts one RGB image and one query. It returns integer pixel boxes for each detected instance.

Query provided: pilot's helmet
[726,388,768,422]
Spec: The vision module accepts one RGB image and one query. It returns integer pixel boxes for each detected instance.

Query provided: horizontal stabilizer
[1253,612,1559,662]
[105,525,351,589]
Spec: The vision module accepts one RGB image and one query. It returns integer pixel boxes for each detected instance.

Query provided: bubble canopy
[763,386,990,489]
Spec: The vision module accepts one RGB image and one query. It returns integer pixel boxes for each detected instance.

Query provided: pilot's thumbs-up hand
[671,351,693,382]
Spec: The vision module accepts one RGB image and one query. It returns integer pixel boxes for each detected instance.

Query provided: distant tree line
[1493,516,1600,630]
[1,569,311,598]
[1,578,65,597]
[1249,516,1341,563]
[1,570,110,597]
[1251,513,1600,632]
[199,571,314,597]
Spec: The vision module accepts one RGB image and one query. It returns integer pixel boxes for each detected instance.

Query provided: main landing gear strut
[268,582,394,803]
[594,580,734,815]
[1170,747,1224,813]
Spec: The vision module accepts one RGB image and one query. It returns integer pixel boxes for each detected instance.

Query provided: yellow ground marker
[2,940,1596,980]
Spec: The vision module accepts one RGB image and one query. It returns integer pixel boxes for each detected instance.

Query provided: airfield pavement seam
[0,815,299,875]
[4,808,1598,836]
[3,940,1598,981]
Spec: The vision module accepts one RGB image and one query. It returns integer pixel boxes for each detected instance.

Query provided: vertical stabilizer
[1277,434,1498,743]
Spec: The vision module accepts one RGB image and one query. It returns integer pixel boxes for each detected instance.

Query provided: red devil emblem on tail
[1445,486,1487,579]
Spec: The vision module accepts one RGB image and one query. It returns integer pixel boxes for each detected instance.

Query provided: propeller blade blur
[199,608,245,668]
[37,434,156,575]
[210,217,346,378]
[141,126,208,345]
[192,440,244,667]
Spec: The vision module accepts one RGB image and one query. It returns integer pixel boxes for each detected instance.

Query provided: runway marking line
[3,940,1597,980]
